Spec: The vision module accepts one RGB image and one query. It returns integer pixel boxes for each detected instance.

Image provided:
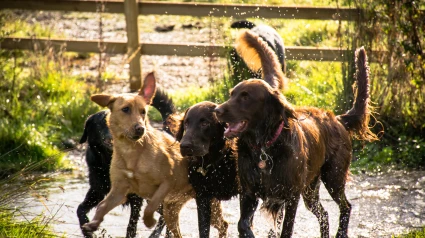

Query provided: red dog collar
[251,120,285,150]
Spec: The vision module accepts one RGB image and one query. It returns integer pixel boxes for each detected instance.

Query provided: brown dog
[215,29,378,238]
[82,72,227,238]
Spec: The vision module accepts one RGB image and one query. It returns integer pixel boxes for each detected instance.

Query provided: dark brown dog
[174,101,239,238]
[215,29,378,238]
[82,72,227,238]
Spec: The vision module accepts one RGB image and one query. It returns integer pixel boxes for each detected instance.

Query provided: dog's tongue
[224,122,245,138]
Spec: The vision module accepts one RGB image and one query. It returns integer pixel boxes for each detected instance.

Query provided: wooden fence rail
[0,0,377,90]
[1,37,387,62]
[0,0,360,20]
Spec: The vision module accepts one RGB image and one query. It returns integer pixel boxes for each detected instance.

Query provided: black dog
[230,20,287,89]
[175,101,239,238]
[77,89,175,238]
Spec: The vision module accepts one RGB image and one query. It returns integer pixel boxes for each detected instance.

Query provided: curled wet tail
[235,30,286,91]
[337,47,380,141]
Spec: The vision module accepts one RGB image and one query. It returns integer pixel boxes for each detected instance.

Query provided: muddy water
[15,149,425,238]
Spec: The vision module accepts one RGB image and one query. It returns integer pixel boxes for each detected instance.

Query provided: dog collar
[265,120,285,148]
[251,120,285,150]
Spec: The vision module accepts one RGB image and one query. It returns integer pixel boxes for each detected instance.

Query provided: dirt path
[15,11,228,93]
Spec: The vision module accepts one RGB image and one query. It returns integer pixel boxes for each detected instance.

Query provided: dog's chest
[188,156,238,200]
[239,149,299,200]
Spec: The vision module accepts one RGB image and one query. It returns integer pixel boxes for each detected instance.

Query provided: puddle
[12,150,425,237]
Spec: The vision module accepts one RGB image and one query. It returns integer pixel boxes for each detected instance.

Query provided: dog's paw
[82,220,100,232]
[143,215,157,228]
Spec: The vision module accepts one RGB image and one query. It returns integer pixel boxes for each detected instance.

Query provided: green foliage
[0,161,58,237]
[394,228,425,238]
[0,50,99,173]
[353,0,425,132]
[1,10,58,38]
[285,61,342,110]
[342,0,425,169]
[0,211,56,238]
[169,85,219,111]
[352,136,425,172]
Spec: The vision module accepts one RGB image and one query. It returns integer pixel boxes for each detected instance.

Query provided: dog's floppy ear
[175,108,189,142]
[269,90,296,126]
[91,94,116,109]
[79,114,93,144]
[139,72,157,104]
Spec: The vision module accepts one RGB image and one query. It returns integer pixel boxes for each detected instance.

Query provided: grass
[0,160,58,237]
[394,228,425,238]
[0,49,100,173]
[0,211,56,238]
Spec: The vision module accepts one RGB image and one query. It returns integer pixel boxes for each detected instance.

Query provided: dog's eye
[122,107,130,113]
[141,109,146,115]
[240,91,249,100]
[201,121,209,127]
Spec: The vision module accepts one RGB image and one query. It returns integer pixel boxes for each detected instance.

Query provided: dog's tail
[230,20,256,29]
[235,30,286,90]
[151,89,176,135]
[337,47,379,142]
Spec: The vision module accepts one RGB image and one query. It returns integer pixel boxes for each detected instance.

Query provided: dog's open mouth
[224,120,248,138]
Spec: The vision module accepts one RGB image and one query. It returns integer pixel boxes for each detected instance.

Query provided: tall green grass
[0,50,99,173]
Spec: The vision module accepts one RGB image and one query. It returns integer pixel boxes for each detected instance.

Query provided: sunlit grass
[0,160,59,237]
[394,228,425,238]
[0,50,99,173]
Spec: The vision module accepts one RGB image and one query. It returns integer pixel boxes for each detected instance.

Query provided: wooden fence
[0,0,374,90]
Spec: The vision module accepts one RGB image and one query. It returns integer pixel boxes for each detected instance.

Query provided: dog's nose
[134,124,145,136]
[180,142,193,156]
[214,106,224,117]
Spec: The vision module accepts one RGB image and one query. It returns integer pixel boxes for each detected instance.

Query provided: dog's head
[80,110,113,151]
[215,79,296,138]
[175,101,225,157]
[90,72,157,141]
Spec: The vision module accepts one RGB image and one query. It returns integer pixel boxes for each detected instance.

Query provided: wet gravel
[17,151,425,238]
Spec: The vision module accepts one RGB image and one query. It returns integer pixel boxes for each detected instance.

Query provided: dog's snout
[134,124,145,136]
[180,142,194,156]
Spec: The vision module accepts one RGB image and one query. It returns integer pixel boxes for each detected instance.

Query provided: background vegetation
[348,0,425,171]
[0,12,100,174]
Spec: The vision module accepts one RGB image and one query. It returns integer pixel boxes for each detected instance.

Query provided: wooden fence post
[124,0,141,91]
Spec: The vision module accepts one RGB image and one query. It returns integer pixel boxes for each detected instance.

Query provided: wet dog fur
[81,72,227,238]
[215,30,379,238]
[174,101,239,237]
[230,20,288,90]
[77,88,176,238]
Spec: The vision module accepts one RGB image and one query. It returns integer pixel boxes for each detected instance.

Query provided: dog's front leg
[238,194,259,238]
[126,193,143,238]
[196,196,212,238]
[82,183,129,233]
[210,198,229,238]
[143,181,171,228]
[163,194,192,238]
[280,196,300,238]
